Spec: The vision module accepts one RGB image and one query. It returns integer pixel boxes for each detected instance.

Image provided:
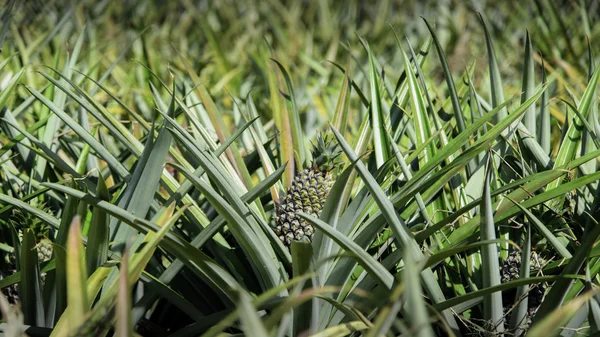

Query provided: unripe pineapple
[467,250,548,336]
[500,249,547,331]
[0,253,19,304]
[500,250,546,306]
[36,238,53,263]
[0,205,54,303]
[274,133,342,246]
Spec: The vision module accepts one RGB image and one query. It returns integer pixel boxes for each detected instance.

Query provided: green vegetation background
[1,1,600,337]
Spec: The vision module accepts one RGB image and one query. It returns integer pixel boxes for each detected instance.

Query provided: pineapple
[0,205,54,304]
[500,249,547,332]
[274,133,342,246]
[0,253,19,304]
[14,205,54,264]
[36,238,53,263]
[19,207,54,286]
[466,250,548,336]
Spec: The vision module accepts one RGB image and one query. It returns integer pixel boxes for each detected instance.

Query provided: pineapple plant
[1,1,599,336]
[273,133,343,246]
[0,205,54,304]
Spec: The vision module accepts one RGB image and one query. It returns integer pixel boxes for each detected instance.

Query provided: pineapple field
[1,0,600,336]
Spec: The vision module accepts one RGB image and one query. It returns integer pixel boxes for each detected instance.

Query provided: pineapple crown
[10,202,53,241]
[310,133,342,172]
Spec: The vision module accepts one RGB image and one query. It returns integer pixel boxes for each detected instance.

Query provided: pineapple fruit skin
[500,250,546,309]
[0,236,53,305]
[274,168,334,246]
[0,254,19,304]
[499,250,546,333]
[273,133,341,247]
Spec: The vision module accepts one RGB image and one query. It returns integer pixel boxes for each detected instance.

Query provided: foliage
[1,1,600,336]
